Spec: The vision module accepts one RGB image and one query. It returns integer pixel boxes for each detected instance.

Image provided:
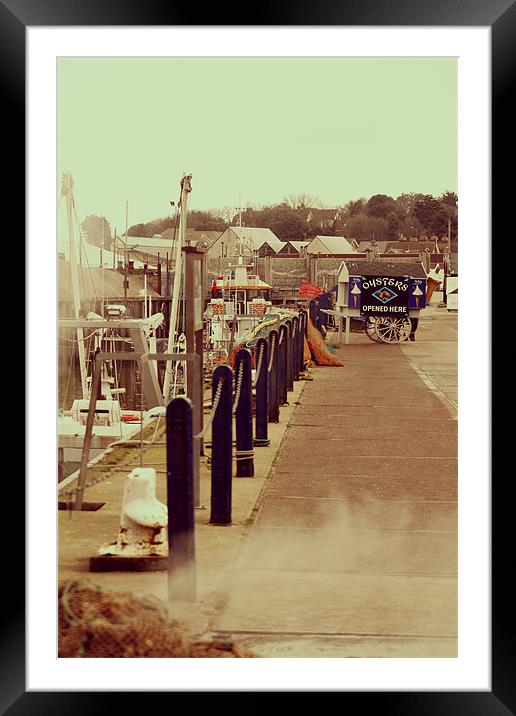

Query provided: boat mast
[162,173,192,401]
[61,172,89,399]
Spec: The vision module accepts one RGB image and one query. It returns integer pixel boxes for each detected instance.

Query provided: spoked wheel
[374,316,412,343]
[364,317,383,342]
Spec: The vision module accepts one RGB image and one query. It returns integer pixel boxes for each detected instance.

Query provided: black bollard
[234,348,254,477]
[254,337,269,447]
[278,324,288,405]
[267,329,280,423]
[285,319,293,393]
[309,299,319,332]
[292,317,300,381]
[298,310,307,374]
[210,364,233,525]
[166,396,196,602]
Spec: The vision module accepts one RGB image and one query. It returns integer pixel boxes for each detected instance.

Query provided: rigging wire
[73,204,99,305]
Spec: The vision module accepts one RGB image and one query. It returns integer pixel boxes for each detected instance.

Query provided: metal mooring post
[298,310,307,374]
[210,364,233,525]
[267,328,280,423]
[309,299,317,330]
[234,348,254,477]
[291,317,300,382]
[284,319,293,393]
[278,324,288,405]
[166,396,196,602]
[254,337,270,447]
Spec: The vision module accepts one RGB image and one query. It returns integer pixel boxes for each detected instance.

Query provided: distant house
[383,241,426,253]
[58,238,145,269]
[357,240,388,254]
[278,240,310,256]
[119,235,175,266]
[207,226,284,259]
[118,230,221,265]
[160,228,221,248]
[58,258,161,305]
[305,235,358,256]
[302,207,340,229]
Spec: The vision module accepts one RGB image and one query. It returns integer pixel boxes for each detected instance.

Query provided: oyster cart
[332,260,428,344]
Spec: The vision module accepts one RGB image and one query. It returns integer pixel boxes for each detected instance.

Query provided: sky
[58,57,457,234]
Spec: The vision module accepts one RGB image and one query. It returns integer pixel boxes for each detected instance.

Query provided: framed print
[6,0,510,710]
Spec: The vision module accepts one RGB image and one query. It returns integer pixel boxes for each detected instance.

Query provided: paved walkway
[212,307,458,657]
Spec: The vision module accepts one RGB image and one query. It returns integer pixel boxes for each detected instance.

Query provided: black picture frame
[9,0,507,711]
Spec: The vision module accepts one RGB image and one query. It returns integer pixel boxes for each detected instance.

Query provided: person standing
[409,317,419,341]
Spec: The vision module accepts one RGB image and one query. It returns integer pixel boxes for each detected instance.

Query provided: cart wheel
[364,317,382,342]
[375,316,412,343]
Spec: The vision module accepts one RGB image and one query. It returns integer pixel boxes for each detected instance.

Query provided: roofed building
[120,229,222,266]
[277,240,310,256]
[305,235,358,256]
[207,226,284,258]
[301,207,340,229]
[58,258,162,318]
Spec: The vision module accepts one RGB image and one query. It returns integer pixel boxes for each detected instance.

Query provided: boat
[57,172,166,481]
[204,234,273,366]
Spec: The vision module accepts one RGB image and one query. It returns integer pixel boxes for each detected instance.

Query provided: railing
[62,312,308,600]
[167,309,308,529]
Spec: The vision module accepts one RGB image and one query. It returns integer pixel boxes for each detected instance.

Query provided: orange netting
[306,317,344,367]
[58,580,256,658]
[304,335,311,365]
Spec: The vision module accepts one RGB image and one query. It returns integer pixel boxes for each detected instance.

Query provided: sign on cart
[360,276,410,316]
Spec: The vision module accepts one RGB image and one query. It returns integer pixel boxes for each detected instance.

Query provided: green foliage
[344,198,367,216]
[230,204,314,241]
[366,194,397,219]
[440,191,458,208]
[386,212,401,241]
[188,211,227,231]
[81,215,113,249]
[413,195,449,236]
[341,213,388,241]
[125,190,459,245]
[395,192,427,216]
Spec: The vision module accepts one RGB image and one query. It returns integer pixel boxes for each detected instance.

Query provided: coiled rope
[194,378,224,439]
[267,333,276,373]
[252,342,265,388]
[232,360,244,416]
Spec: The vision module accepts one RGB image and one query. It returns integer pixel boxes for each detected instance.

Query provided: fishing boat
[57,172,166,480]
[204,234,273,365]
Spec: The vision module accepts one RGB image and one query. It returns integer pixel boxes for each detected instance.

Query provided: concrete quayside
[58,299,457,658]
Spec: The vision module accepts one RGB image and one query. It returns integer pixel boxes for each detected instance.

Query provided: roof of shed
[230,226,284,252]
[307,236,357,254]
[343,260,427,279]
[58,260,162,301]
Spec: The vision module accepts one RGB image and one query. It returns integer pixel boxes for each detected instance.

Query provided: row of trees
[340,191,458,243]
[82,191,458,247]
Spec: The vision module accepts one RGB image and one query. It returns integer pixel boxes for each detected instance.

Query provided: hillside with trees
[125,191,458,244]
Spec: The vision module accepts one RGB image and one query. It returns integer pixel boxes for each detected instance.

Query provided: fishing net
[58,580,256,658]
[303,335,311,365]
[306,317,344,367]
